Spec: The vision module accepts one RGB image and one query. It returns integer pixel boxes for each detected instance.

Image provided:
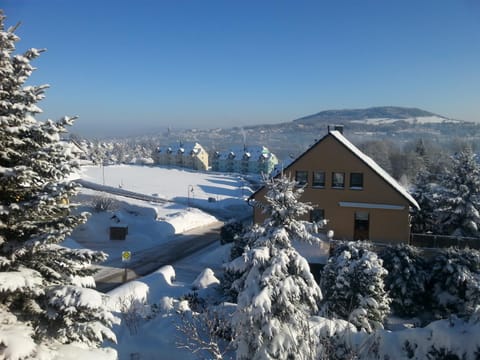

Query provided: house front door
[354,211,369,240]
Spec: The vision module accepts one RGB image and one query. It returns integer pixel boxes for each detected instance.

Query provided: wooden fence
[410,233,480,249]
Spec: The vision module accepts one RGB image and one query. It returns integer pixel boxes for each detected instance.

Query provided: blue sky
[3,0,480,137]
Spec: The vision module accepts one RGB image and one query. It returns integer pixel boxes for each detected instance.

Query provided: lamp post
[102,161,105,186]
[187,185,194,207]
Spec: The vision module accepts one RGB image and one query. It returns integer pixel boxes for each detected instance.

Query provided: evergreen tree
[429,247,480,318]
[439,149,480,237]
[320,242,391,333]
[0,11,115,356]
[228,176,324,360]
[411,170,441,234]
[379,244,429,317]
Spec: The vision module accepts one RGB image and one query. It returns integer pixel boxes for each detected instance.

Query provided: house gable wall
[253,134,412,244]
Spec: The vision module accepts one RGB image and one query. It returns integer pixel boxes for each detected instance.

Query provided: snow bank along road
[95,221,223,292]
[77,178,248,220]
[76,179,171,205]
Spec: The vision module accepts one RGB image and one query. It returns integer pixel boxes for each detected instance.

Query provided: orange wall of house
[253,135,412,244]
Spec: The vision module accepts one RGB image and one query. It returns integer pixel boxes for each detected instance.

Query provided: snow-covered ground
[70,165,253,263]
[67,165,479,360]
[63,165,253,358]
[80,164,253,217]
[106,242,233,359]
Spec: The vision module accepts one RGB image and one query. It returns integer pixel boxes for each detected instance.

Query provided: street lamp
[187,185,194,207]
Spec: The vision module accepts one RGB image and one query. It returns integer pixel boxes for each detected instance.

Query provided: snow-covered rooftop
[157,142,203,155]
[214,145,276,161]
[329,130,420,209]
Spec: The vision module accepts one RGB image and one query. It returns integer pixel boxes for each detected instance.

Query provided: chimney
[328,124,344,134]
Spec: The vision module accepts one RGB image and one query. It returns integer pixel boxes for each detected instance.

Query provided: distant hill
[292,106,456,126]
[101,106,478,162]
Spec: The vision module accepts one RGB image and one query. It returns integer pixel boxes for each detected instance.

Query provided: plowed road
[94,221,223,292]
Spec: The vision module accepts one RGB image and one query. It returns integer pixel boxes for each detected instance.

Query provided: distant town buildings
[211,145,278,175]
[154,142,209,171]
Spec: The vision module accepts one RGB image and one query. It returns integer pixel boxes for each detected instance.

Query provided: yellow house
[154,142,209,171]
[251,129,419,244]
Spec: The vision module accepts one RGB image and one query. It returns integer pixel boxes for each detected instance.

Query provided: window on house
[312,171,326,187]
[295,170,308,186]
[332,172,345,188]
[310,208,325,223]
[350,172,364,189]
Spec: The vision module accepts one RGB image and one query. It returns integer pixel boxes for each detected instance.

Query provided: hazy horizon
[4,0,480,137]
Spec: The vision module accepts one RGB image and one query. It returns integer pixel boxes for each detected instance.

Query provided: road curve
[94,221,223,292]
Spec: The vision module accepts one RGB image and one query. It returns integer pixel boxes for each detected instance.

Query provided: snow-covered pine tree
[320,242,391,333]
[221,222,259,302]
[428,247,480,318]
[0,11,115,356]
[229,175,325,360]
[411,170,441,234]
[438,148,480,237]
[379,244,429,317]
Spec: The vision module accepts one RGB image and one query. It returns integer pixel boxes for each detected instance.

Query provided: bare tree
[117,294,146,335]
[92,195,119,212]
[176,306,233,360]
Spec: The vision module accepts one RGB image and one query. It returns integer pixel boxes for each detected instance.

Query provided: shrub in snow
[309,316,370,360]
[92,195,119,212]
[220,219,245,245]
[180,291,207,313]
[372,315,480,360]
[228,176,324,360]
[176,304,235,360]
[428,247,480,318]
[0,11,115,357]
[312,307,480,360]
[437,148,480,237]
[379,244,429,317]
[320,242,391,333]
[116,292,147,335]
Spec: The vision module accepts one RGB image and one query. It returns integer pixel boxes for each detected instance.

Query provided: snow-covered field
[80,164,253,215]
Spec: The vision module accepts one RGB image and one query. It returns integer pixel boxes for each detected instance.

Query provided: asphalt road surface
[94,221,223,292]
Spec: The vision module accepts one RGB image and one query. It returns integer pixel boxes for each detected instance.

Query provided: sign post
[121,250,131,282]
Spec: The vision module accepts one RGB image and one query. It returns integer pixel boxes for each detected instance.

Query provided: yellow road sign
[121,251,131,262]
